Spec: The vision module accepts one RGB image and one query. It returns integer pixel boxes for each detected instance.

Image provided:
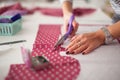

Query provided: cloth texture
[5,24,80,80]
[0,3,96,17]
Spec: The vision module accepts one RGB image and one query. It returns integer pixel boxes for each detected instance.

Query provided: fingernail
[71,52,75,54]
[82,52,85,55]
[66,51,70,54]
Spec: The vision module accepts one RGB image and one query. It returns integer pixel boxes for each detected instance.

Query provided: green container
[0,16,22,36]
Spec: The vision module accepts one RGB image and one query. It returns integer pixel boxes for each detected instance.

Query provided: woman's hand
[63,14,79,37]
[66,30,105,55]
[62,1,79,37]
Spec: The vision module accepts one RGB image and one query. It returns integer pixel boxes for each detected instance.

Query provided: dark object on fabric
[112,14,120,23]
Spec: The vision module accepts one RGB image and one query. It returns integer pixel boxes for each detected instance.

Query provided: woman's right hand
[63,14,79,37]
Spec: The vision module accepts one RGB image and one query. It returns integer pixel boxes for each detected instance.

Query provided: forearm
[61,0,73,18]
[94,21,120,44]
[108,21,120,39]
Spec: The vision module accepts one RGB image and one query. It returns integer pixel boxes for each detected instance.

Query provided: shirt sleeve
[59,0,73,4]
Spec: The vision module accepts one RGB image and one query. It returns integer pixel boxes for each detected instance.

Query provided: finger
[70,21,79,36]
[73,44,88,54]
[67,42,82,53]
[73,21,79,31]
[66,37,81,49]
[70,35,79,41]
[82,45,94,55]
[72,20,79,28]
[71,34,82,43]
[67,35,82,49]
[69,33,75,38]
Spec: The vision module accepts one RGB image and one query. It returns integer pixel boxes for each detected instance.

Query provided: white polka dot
[51,74,55,78]
[71,71,75,75]
[43,73,47,77]
[47,77,52,80]
[15,76,19,79]
[28,73,31,76]
[63,77,68,80]
[67,74,71,78]
[39,77,43,80]
[23,76,27,80]
[55,77,59,80]
[63,71,67,75]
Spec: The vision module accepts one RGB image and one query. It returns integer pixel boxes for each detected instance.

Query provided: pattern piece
[5,25,80,80]
[34,24,60,45]
[6,62,79,80]
[32,24,80,80]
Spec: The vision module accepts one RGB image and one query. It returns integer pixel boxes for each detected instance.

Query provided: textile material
[0,3,32,15]
[110,0,120,15]
[5,25,80,80]
[0,3,96,17]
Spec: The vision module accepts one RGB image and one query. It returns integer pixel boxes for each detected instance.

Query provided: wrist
[63,13,72,24]
[62,0,73,19]
[100,27,114,44]
[95,29,105,45]
[63,12,72,19]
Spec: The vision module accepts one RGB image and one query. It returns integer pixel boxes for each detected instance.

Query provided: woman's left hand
[66,30,105,55]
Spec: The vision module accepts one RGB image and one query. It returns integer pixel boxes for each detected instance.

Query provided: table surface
[0,1,120,80]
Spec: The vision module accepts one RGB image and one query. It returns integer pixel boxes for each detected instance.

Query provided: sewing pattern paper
[6,25,80,80]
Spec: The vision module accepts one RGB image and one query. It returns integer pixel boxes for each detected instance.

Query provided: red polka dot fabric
[5,24,80,80]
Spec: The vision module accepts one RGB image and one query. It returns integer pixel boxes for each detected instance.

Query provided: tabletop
[0,0,120,80]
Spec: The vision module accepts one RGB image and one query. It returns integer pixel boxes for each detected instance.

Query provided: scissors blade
[54,34,67,49]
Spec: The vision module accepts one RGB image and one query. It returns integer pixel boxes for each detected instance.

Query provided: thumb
[72,20,79,28]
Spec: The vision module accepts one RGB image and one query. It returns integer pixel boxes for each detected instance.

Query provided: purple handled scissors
[54,14,74,49]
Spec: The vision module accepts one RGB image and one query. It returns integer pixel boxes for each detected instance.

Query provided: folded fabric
[1,10,27,16]
[0,3,33,15]
[0,3,96,17]
[5,24,80,80]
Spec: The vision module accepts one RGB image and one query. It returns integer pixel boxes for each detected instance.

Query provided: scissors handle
[65,14,75,39]
[54,14,75,49]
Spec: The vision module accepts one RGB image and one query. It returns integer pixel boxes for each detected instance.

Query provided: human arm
[60,0,79,36]
[108,21,120,39]
[66,21,120,55]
